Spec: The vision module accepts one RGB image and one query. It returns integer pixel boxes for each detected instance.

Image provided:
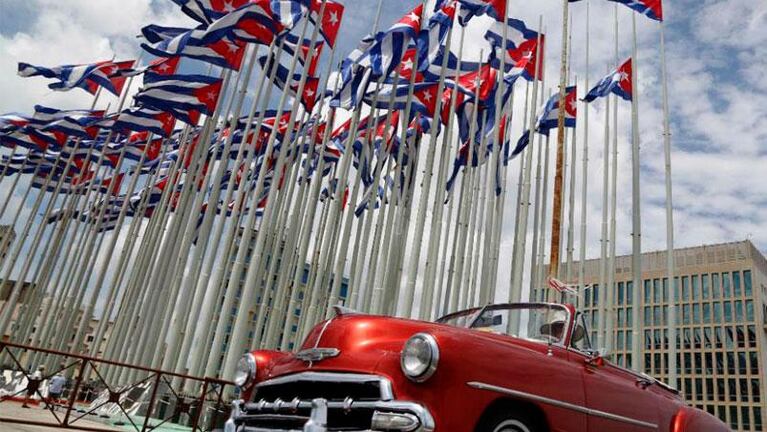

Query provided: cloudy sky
[0,0,766,299]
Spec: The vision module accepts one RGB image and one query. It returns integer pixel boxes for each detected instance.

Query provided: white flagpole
[509,18,544,303]
[659,18,677,388]
[604,3,620,355]
[597,72,611,350]
[629,11,643,373]
[578,0,591,309]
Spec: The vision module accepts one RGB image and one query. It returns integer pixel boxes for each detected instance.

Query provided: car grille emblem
[296,348,340,366]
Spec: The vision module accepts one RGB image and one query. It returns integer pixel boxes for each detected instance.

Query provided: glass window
[755,406,762,431]
[644,307,652,326]
[728,379,738,402]
[715,327,724,348]
[722,272,731,298]
[704,327,713,348]
[691,275,700,300]
[735,301,744,321]
[727,352,736,374]
[617,308,624,327]
[693,304,701,324]
[752,378,761,402]
[684,353,692,373]
[713,302,722,323]
[626,281,633,305]
[717,379,726,402]
[715,352,725,374]
[654,306,662,326]
[684,328,692,349]
[732,271,741,297]
[584,288,591,307]
[593,284,599,306]
[644,280,652,304]
[748,325,756,348]
[729,406,738,430]
[712,273,720,299]
[683,304,691,324]
[746,300,754,322]
[644,330,653,350]
[723,301,732,321]
[738,352,747,374]
[618,282,625,305]
[617,330,624,350]
[654,329,662,349]
[681,276,690,301]
[725,327,735,349]
[743,270,752,296]
[703,303,711,322]
[694,328,702,349]
[653,278,661,303]
[626,307,632,327]
[701,274,710,299]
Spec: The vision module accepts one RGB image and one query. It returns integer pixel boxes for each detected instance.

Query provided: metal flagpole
[578,0,591,309]
[509,18,544,303]
[629,11,643,373]
[509,81,531,300]
[161,45,261,372]
[604,4,620,355]
[660,17,678,388]
[548,0,571,281]
[535,129,552,301]
[597,73,611,350]
[222,4,326,379]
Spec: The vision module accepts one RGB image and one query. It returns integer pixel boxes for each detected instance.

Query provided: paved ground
[0,401,123,431]
[0,401,196,431]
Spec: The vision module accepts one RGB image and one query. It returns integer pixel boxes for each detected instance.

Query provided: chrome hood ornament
[296,347,340,366]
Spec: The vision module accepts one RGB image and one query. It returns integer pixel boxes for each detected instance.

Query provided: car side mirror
[585,348,609,367]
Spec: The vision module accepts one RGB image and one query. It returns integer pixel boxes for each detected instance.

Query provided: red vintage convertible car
[224,302,729,431]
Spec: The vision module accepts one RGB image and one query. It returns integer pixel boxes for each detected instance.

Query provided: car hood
[260,313,546,381]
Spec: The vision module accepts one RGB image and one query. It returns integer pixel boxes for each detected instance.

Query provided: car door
[578,355,660,432]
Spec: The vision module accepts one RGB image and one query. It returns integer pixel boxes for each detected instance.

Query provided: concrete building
[534,240,766,431]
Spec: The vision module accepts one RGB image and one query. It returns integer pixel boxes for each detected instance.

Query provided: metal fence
[0,341,234,431]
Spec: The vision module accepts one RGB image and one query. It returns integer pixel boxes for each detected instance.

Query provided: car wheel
[481,410,539,432]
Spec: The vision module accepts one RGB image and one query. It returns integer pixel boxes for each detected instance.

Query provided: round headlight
[400,333,439,382]
[234,353,256,387]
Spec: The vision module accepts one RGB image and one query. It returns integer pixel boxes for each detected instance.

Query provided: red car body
[226,303,729,432]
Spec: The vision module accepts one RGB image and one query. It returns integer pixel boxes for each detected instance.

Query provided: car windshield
[440,304,571,345]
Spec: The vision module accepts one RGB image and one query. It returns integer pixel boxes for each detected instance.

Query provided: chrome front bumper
[224,386,435,432]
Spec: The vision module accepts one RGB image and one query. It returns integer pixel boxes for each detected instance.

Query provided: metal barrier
[0,341,235,431]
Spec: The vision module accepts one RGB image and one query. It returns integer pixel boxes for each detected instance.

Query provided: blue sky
[0,0,765,291]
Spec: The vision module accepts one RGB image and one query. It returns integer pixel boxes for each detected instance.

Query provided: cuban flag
[110,56,181,78]
[368,4,423,78]
[608,0,663,21]
[134,74,223,125]
[416,2,456,73]
[108,107,176,138]
[307,0,344,48]
[485,18,544,80]
[18,60,136,95]
[282,33,324,76]
[440,0,506,25]
[364,81,441,120]
[169,0,211,24]
[583,58,632,102]
[141,25,246,71]
[201,1,306,46]
[0,113,30,133]
[258,54,320,112]
[39,113,104,139]
[538,86,578,135]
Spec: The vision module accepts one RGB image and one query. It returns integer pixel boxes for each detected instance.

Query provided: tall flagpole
[597,71,610,350]
[629,12,644,373]
[578,0,591,309]
[605,3,620,357]
[659,17,677,388]
[509,18,544,303]
[548,0,570,281]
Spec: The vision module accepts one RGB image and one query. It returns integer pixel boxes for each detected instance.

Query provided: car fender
[671,405,730,432]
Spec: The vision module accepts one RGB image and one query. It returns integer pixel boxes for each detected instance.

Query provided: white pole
[629,12,643,373]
